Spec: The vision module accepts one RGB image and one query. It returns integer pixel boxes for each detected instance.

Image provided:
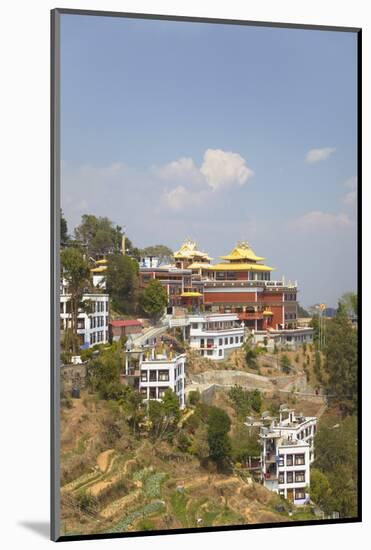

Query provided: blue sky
[60,14,358,308]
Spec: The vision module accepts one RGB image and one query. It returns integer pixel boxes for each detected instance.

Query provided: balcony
[238,312,264,321]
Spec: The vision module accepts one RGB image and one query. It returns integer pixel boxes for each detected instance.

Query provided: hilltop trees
[74,214,141,258]
[140,244,173,265]
[106,254,139,314]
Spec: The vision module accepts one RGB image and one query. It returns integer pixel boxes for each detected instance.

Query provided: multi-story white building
[255,407,317,504]
[123,345,186,409]
[60,284,109,348]
[188,313,245,360]
[135,352,186,409]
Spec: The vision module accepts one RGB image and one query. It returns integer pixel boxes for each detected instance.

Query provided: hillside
[60,394,313,536]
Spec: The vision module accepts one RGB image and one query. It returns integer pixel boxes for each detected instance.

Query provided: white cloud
[305,147,336,164]
[341,176,357,206]
[155,149,254,192]
[344,176,357,190]
[152,157,204,185]
[342,190,356,206]
[200,148,254,190]
[162,185,205,211]
[294,210,352,230]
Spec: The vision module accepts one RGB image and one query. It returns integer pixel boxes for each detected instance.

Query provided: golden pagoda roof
[180,291,203,297]
[174,239,212,261]
[210,263,274,272]
[220,241,265,263]
[263,310,274,316]
[95,258,108,265]
[90,265,107,273]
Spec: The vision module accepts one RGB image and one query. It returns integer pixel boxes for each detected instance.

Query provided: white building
[137,352,186,409]
[188,313,245,360]
[60,287,109,348]
[256,407,317,504]
[253,327,314,351]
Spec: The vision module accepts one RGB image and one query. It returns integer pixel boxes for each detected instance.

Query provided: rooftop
[110,319,143,328]
[174,239,212,261]
[220,241,265,263]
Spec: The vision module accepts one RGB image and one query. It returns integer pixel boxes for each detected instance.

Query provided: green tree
[140,244,173,265]
[280,354,292,374]
[242,336,259,370]
[314,416,358,517]
[250,389,262,413]
[60,247,91,353]
[106,254,139,313]
[60,209,69,244]
[324,303,358,414]
[340,292,358,318]
[228,386,262,418]
[231,424,260,463]
[207,406,232,468]
[118,386,145,436]
[74,214,125,257]
[190,425,210,462]
[310,468,332,513]
[188,390,201,407]
[86,345,123,399]
[148,389,180,440]
[139,279,168,321]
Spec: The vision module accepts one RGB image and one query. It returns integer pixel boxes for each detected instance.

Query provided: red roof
[110,319,143,328]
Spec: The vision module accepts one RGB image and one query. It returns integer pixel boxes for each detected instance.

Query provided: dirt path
[97,449,115,473]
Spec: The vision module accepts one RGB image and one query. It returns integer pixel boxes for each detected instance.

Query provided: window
[207,350,213,356]
[224,337,228,345]
[278,472,285,484]
[191,323,198,329]
[286,455,293,466]
[158,387,169,398]
[141,371,148,382]
[294,454,305,465]
[77,319,85,329]
[140,388,147,396]
[218,349,222,356]
[149,371,157,382]
[200,338,205,348]
[278,455,284,467]
[230,337,233,344]
[149,388,156,399]
[240,336,243,342]
[295,471,305,483]
[295,488,305,500]
[158,370,169,382]
[286,471,293,484]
